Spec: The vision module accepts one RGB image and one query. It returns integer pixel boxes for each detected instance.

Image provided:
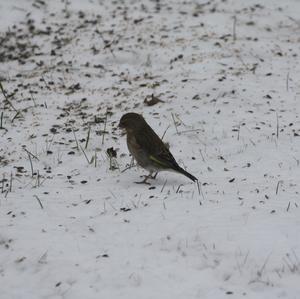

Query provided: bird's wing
[149,150,179,169]
[135,125,179,170]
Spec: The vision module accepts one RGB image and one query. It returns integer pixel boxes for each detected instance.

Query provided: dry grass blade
[72,127,79,150]
[176,184,183,193]
[161,179,167,192]
[85,125,91,149]
[34,195,44,209]
[80,145,91,164]
[0,111,4,129]
[197,180,205,203]
[171,113,179,135]
[0,81,19,113]
[161,125,170,141]
[102,108,108,145]
[233,16,237,41]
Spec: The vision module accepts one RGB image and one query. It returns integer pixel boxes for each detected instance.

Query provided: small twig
[292,250,300,268]
[34,170,40,188]
[288,16,300,28]
[45,135,55,152]
[0,81,7,99]
[23,148,39,161]
[29,89,37,107]
[34,195,44,209]
[191,190,195,199]
[102,109,108,145]
[176,184,183,193]
[163,200,167,210]
[161,179,167,192]
[178,128,203,134]
[236,55,251,71]
[0,81,19,113]
[79,145,91,164]
[287,201,290,212]
[94,150,97,167]
[276,180,283,195]
[199,150,205,162]
[0,111,3,129]
[109,156,112,170]
[26,151,34,177]
[249,139,256,146]
[286,253,299,272]
[176,115,187,127]
[11,111,21,122]
[9,172,13,192]
[41,76,51,90]
[85,125,91,149]
[121,163,136,173]
[257,252,272,277]
[98,31,116,58]
[171,113,179,135]
[243,250,250,267]
[38,177,47,187]
[161,125,170,141]
[197,180,205,203]
[38,251,48,264]
[233,16,237,41]
[1,174,5,193]
[276,113,279,139]
[283,257,294,272]
[72,127,79,150]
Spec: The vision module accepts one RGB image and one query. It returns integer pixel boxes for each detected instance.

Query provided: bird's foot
[135,177,151,185]
[135,180,151,185]
[135,173,156,185]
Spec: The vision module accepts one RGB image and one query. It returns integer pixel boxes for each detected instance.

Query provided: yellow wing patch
[149,155,167,167]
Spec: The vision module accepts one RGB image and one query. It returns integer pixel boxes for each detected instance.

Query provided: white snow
[1,0,300,298]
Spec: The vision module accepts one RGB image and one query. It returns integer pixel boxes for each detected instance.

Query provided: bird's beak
[118,122,126,135]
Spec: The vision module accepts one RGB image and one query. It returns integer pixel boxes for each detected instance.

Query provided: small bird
[119,112,197,184]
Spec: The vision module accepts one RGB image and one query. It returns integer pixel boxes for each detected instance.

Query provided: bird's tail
[176,166,198,182]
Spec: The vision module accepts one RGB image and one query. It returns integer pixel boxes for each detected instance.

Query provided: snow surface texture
[1,0,300,298]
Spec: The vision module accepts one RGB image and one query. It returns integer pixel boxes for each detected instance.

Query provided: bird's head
[118,113,145,132]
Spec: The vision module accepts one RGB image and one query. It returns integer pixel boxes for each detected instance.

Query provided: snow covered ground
[1,0,300,298]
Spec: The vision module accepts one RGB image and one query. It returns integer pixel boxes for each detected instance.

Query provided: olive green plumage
[119,112,197,183]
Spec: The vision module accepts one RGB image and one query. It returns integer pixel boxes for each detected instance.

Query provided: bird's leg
[130,156,135,167]
[151,172,158,179]
[135,171,153,185]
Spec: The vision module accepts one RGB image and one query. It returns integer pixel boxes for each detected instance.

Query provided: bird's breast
[127,134,151,169]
